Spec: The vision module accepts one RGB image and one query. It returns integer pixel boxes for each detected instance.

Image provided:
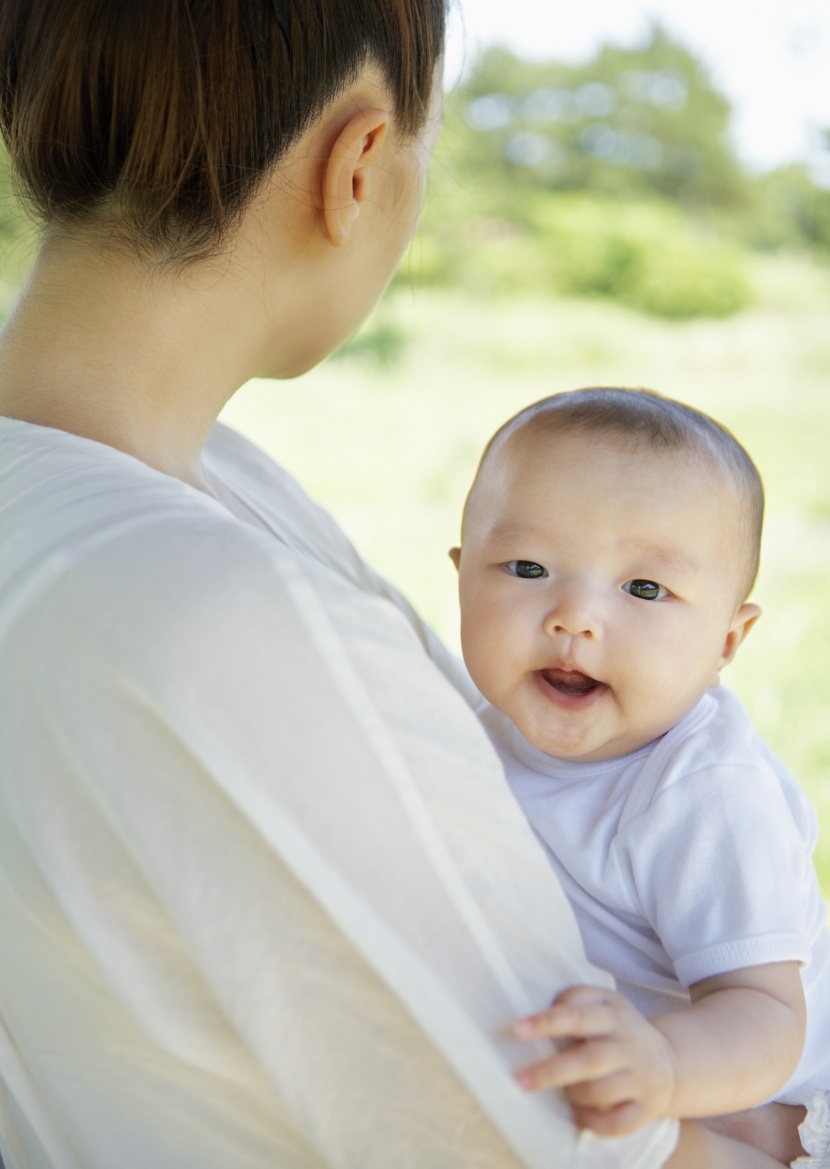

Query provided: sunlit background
[448,0,830,174]
[1,2,829,893]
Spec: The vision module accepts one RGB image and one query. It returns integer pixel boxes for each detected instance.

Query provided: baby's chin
[530,732,652,764]
[526,714,691,764]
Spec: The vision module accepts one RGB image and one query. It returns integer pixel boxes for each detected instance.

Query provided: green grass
[220,251,830,898]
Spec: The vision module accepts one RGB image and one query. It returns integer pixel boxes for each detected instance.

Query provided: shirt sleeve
[618,762,813,989]
[0,512,679,1169]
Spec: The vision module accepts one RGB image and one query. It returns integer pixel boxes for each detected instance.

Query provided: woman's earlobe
[322,108,390,247]
[329,198,359,246]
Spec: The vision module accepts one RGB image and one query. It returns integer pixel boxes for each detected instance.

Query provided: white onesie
[481,685,830,1107]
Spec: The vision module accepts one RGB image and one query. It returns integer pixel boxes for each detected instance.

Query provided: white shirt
[483,687,830,1105]
[0,417,678,1169]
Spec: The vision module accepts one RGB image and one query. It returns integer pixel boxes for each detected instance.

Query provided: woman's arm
[511,962,805,1135]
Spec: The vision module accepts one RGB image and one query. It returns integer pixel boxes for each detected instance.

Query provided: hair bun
[0,0,445,264]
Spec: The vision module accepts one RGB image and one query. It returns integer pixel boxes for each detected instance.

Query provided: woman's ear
[717,602,762,673]
[449,547,461,571]
[322,108,390,246]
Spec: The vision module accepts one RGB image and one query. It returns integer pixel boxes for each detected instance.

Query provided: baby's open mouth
[540,668,602,697]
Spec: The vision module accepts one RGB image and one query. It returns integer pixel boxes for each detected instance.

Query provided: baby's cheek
[469,649,504,700]
[473,644,519,708]
[459,628,496,694]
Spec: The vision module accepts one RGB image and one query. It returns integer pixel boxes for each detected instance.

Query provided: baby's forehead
[476,423,732,497]
[463,395,763,599]
[468,425,751,560]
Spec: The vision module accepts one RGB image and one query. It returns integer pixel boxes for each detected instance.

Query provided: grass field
[220,251,830,897]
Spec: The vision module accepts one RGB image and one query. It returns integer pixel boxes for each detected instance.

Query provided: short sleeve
[619,764,813,988]
[0,512,679,1169]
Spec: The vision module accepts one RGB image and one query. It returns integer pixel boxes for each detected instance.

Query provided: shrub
[400,193,752,320]
[525,195,751,318]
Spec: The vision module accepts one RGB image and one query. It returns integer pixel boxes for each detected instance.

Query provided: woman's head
[0,0,446,265]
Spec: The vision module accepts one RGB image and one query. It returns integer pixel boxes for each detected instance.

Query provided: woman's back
[0,416,684,1167]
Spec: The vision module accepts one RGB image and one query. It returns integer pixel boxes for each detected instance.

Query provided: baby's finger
[514,997,618,1042]
[571,1100,646,1138]
[514,1038,622,1092]
[554,985,619,1008]
[565,1070,634,1110]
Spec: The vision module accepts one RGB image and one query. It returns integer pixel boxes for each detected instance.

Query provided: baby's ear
[718,602,762,672]
[448,546,461,571]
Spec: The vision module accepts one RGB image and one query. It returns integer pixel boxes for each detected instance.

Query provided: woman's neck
[0,191,327,492]
[0,234,263,492]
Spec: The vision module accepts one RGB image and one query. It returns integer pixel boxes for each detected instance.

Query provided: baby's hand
[513,986,677,1137]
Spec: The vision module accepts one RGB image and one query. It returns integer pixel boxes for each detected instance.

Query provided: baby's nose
[543,594,601,639]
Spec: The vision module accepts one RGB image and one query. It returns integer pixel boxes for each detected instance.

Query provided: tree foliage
[448,24,748,211]
[401,23,830,319]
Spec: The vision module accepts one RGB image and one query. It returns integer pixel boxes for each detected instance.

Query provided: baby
[450,387,830,1165]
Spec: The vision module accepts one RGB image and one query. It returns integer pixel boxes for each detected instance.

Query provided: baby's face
[452,429,759,762]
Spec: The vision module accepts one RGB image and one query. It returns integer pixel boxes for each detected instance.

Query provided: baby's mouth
[540,667,602,697]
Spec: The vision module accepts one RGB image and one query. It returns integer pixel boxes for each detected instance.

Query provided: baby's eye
[505,560,548,579]
[622,579,668,601]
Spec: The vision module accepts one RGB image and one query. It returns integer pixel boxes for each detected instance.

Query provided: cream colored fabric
[0,417,678,1169]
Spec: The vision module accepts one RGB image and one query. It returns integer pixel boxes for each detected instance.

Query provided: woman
[0,3,802,1167]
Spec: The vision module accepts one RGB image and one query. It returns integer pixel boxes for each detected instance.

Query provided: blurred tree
[406,24,755,319]
[745,163,830,253]
[441,23,750,213]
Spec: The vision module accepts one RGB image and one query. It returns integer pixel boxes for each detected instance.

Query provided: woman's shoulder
[0,416,477,700]
[205,421,479,700]
[0,433,380,724]
[205,421,389,591]
[0,415,348,564]
[0,415,267,556]
[0,418,327,657]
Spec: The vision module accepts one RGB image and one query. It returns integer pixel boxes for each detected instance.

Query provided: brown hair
[0,0,446,264]
[470,387,765,598]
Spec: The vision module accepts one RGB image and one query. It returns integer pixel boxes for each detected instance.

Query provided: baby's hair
[472,387,765,599]
[0,0,446,266]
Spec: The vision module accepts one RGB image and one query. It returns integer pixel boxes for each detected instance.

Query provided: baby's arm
[512,962,805,1137]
